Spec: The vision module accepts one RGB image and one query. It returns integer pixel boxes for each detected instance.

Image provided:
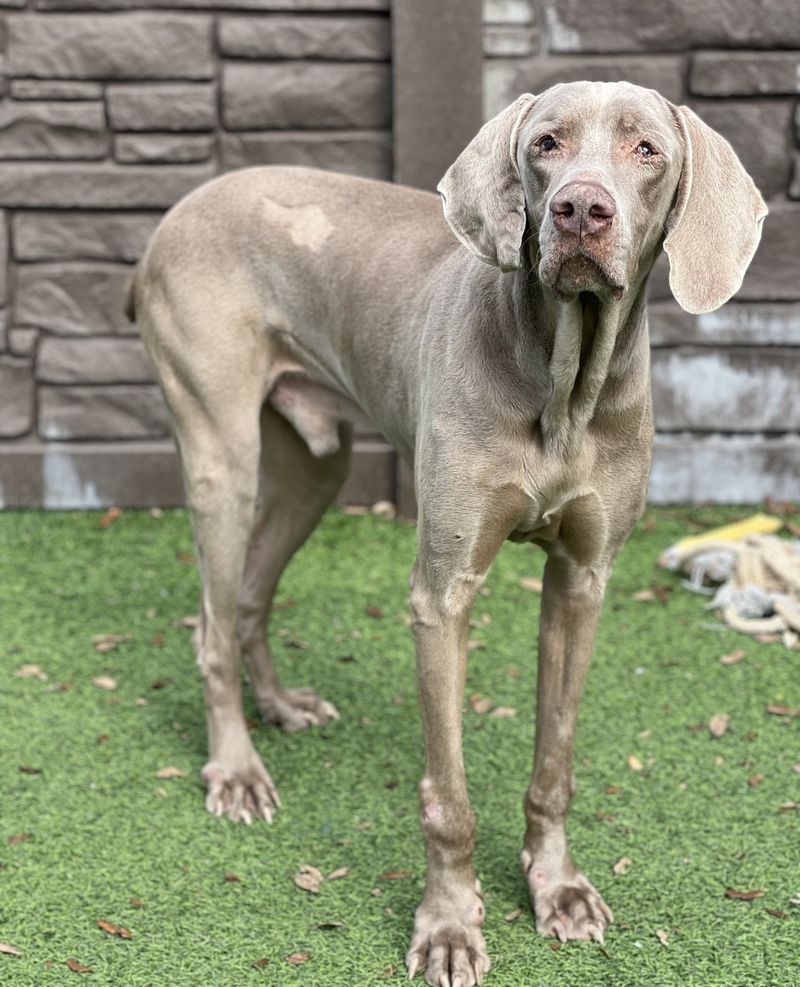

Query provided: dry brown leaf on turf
[156,766,186,780]
[766,704,800,718]
[365,605,384,619]
[489,706,518,719]
[652,584,672,604]
[286,952,310,966]
[725,887,765,900]
[97,920,132,939]
[632,589,655,602]
[504,908,522,923]
[7,833,31,845]
[92,634,133,654]
[613,857,632,875]
[627,755,643,771]
[469,693,492,715]
[0,943,21,956]
[371,500,396,519]
[520,577,543,592]
[129,898,144,908]
[327,867,349,880]
[316,920,344,930]
[380,870,411,880]
[99,507,123,529]
[177,614,199,629]
[66,958,92,973]
[293,864,324,894]
[92,676,118,691]
[748,773,765,787]
[720,650,746,666]
[14,664,48,681]
[224,874,241,883]
[253,957,270,968]
[655,929,669,946]
[767,908,788,919]
[708,713,730,738]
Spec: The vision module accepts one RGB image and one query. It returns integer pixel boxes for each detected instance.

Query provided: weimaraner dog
[127,81,766,985]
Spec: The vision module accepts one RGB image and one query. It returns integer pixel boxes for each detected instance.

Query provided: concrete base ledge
[1,434,797,510]
[649,433,800,504]
[0,438,395,509]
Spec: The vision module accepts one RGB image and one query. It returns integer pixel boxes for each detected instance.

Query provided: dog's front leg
[405,532,498,986]
[521,553,613,943]
[405,564,488,986]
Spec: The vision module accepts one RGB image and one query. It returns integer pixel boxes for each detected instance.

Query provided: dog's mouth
[539,247,626,302]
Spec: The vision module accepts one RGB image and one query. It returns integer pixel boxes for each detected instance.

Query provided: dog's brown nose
[549,182,616,236]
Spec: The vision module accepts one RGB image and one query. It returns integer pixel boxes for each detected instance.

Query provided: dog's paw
[202,756,281,824]
[406,884,489,986]
[522,849,613,943]
[257,686,339,734]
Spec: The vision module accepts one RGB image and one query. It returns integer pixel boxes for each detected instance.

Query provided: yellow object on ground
[660,514,800,647]
[659,513,783,570]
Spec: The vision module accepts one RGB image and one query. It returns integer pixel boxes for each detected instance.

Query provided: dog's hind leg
[143,297,281,823]
[237,401,351,732]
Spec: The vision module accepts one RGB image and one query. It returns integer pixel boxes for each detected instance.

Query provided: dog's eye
[636,141,656,158]
[537,135,557,152]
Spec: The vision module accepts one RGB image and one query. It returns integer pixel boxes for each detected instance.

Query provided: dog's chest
[508,439,599,544]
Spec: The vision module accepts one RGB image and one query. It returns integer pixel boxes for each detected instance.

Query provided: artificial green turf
[0,506,798,987]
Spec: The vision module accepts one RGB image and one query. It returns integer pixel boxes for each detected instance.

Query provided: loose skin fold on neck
[508,266,651,457]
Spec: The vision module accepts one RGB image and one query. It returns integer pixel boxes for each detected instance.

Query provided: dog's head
[438,81,767,315]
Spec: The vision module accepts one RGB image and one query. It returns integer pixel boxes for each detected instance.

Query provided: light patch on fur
[262,198,333,253]
[42,449,101,509]
[423,803,442,823]
[532,870,548,889]
[443,570,488,615]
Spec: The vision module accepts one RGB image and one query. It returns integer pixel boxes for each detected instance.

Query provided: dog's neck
[510,262,651,455]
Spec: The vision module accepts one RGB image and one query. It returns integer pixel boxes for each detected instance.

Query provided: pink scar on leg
[532,869,548,888]
[422,803,442,823]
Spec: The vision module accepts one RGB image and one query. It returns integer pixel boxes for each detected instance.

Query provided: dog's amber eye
[636,141,655,158]
[538,135,557,152]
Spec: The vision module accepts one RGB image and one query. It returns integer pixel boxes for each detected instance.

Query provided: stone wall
[484,0,800,502]
[0,0,393,508]
[0,0,797,509]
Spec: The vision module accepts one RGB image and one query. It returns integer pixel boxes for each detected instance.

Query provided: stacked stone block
[0,0,392,508]
[484,0,800,502]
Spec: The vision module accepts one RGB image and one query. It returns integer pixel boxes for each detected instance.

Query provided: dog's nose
[549,183,616,236]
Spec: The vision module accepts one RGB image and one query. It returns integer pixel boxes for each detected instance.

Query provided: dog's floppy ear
[437,94,537,272]
[664,105,767,315]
